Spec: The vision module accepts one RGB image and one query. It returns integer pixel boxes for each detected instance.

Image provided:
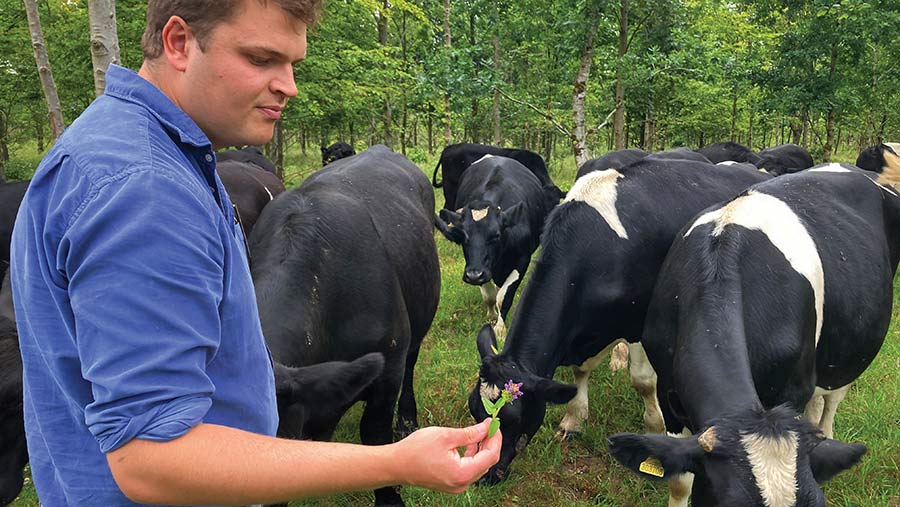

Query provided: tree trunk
[266,120,284,181]
[427,109,434,155]
[87,0,120,96]
[730,84,738,142]
[823,42,838,161]
[0,109,8,181]
[24,0,65,140]
[613,0,628,150]
[571,12,599,167]
[492,36,501,146]
[377,1,392,148]
[643,106,655,151]
[443,0,452,146]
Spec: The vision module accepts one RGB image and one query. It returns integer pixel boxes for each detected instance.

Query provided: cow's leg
[666,428,694,507]
[479,282,499,322]
[608,342,630,372]
[804,392,825,428]
[395,339,423,439]
[818,384,851,439]
[557,339,623,439]
[628,342,665,434]
[361,369,405,506]
[493,269,522,341]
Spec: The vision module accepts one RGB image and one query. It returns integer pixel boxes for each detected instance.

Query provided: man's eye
[249,56,270,66]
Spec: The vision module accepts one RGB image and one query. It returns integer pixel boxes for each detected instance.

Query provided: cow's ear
[476,324,498,359]
[808,439,866,483]
[434,212,464,244]
[274,353,385,408]
[500,203,525,228]
[533,378,577,405]
[607,432,704,481]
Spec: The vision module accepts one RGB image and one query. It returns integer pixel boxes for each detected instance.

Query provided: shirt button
[205,154,213,163]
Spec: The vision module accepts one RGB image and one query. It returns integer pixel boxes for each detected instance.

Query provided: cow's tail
[432,159,443,188]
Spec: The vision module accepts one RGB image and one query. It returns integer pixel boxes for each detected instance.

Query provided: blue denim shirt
[10,65,278,506]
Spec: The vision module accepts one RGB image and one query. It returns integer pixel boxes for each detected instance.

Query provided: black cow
[0,274,24,507]
[756,143,814,176]
[0,181,29,285]
[575,148,648,181]
[855,143,900,183]
[468,159,770,483]
[697,141,762,165]
[434,155,552,338]
[218,159,285,238]
[217,146,277,174]
[646,147,712,163]
[608,165,895,506]
[321,141,356,166]
[431,143,564,210]
[250,145,440,507]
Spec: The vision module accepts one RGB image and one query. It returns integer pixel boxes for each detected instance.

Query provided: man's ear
[607,432,704,481]
[808,439,866,483]
[161,15,193,72]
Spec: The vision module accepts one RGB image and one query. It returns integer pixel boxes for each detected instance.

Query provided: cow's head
[321,142,356,166]
[467,325,576,483]
[0,333,27,506]
[756,153,799,176]
[274,353,384,440]
[608,405,865,507]
[434,201,528,285]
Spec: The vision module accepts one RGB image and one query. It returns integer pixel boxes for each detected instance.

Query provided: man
[10,1,500,505]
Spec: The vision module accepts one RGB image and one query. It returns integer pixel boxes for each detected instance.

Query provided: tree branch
[588,107,617,135]
[491,85,572,138]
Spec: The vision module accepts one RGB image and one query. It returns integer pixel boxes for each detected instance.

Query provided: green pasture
[7,143,899,506]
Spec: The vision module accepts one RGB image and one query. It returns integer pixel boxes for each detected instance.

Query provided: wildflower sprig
[481,379,523,437]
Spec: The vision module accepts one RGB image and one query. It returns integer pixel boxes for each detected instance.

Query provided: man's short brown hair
[141,0,324,60]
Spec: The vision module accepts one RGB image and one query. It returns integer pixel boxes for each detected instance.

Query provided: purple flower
[504,380,523,401]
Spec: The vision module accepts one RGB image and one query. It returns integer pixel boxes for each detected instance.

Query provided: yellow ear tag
[639,457,665,478]
[490,344,499,354]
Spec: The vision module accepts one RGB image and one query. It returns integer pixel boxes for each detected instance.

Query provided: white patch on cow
[667,428,694,507]
[479,282,499,316]
[808,164,898,196]
[741,431,799,507]
[880,147,900,187]
[495,270,520,314]
[717,160,738,166]
[564,169,629,239]
[471,207,490,222]
[479,379,501,402]
[471,154,494,166]
[808,163,851,174]
[263,185,274,201]
[684,191,824,346]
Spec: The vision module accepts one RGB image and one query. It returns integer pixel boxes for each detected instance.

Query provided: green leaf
[488,417,501,438]
[481,396,496,415]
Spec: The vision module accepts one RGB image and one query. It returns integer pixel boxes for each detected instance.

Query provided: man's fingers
[450,418,491,447]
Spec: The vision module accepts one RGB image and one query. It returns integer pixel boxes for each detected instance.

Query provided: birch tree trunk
[823,41,838,161]
[88,0,120,96]
[613,0,628,149]
[24,0,65,140]
[377,1,393,148]
[492,36,501,146]
[572,12,599,168]
[443,0,452,146]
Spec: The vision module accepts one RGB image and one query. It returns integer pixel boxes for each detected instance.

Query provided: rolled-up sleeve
[61,168,225,453]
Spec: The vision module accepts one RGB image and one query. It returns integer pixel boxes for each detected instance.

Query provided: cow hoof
[556,428,582,441]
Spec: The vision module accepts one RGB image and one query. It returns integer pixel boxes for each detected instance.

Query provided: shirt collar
[103,64,211,149]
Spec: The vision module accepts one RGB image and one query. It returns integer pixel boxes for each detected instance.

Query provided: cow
[216,145,277,174]
[217,159,285,238]
[608,165,895,506]
[0,268,25,507]
[468,158,770,484]
[855,143,900,184]
[249,145,440,507]
[433,155,553,338]
[575,148,648,181]
[756,143,814,176]
[646,147,712,163]
[697,141,762,165]
[431,142,565,210]
[321,141,356,166]
[0,181,29,285]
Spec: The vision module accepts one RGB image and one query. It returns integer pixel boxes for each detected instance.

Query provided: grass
[7,143,900,506]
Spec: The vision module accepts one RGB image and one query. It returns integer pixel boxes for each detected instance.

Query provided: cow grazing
[321,141,356,166]
[756,143,814,176]
[575,148,648,181]
[250,145,440,507]
[217,146,277,174]
[855,143,900,184]
[697,141,762,165]
[646,147,712,163]
[431,142,565,210]
[608,166,895,506]
[434,155,552,338]
[217,159,285,238]
[0,181,28,284]
[468,158,770,483]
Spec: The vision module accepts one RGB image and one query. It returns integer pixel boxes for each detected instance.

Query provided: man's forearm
[107,423,401,506]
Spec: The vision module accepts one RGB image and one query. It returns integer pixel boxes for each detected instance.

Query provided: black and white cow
[575,148,649,181]
[855,143,900,183]
[218,159,285,238]
[431,142,564,210]
[697,141,762,165]
[0,181,28,285]
[756,143,814,176]
[608,165,895,506]
[217,146,277,174]
[250,145,440,507]
[321,141,356,166]
[468,158,770,483]
[646,147,712,163]
[434,155,552,338]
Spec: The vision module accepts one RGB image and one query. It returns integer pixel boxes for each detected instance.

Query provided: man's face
[179,1,307,149]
